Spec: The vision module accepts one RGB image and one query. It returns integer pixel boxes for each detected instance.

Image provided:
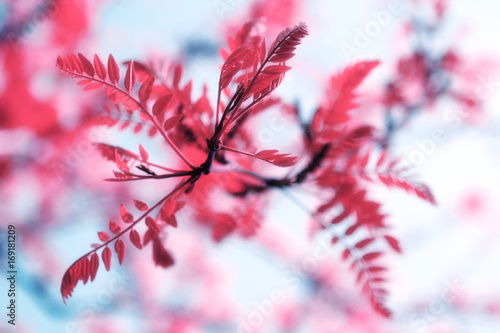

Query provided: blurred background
[1,0,500,332]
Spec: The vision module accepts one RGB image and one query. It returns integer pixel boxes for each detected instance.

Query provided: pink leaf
[152,239,174,268]
[134,199,148,211]
[120,204,133,223]
[108,220,121,234]
[124,60,136,93]
[268,23,308,64]
[376,150,387,168]
[133,124,142,133]
[163,114,182,131]
[139,75,155,102]
[114,149,130,173]
[138,144,149,162]
[362,252,383,261]
[56,56,64,69]
[102,246,112,271]
[345,223,361,236]
[146,216,161,234]
[81,256,90,285]
[94,54,107,80]
[368,266,387,273]
[262,65,291,75]
[342,248,351,260]
[129,229,142,249]
[83,83,104,91]
[384,235,402,253]
[219,44,255,91]
[255,150,299,167]
[98,231,110,242]
[89,253,99,282]
[166,216,178,228]
[78,53,95,77]
[331,210,349,224]
[360,150,370,168]
[69,54,83,73]
[324,60,380,126]
[152,94,173,116]
[143,229,155,246]
[160,199,175,220]
[114,238,126,265]
[77,79,93,85]
[107,54,120,85]
[355,238,375,249]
